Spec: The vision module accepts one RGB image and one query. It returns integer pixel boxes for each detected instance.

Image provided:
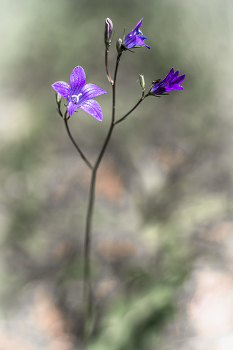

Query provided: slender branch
[63,117,93,170]
[115,96,145,125]
[56,103,64,118]
[105,49,113,85]
[94,53,121,168]
[56,105,93,170]
[83,52,122,344]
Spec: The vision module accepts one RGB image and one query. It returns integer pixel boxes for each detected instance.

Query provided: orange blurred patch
[83,160,125,204]
[96,237,137,263]
[199,221,233,243]
[95,277,117,299]
[157,144,188,173]
[33,286,74,350]
[52,239,76,261]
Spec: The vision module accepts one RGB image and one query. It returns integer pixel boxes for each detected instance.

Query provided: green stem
[83,53,122,344]
[82,52,148,346]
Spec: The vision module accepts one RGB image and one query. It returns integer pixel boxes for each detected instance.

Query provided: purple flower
[151,68,185,95]
[123,18,151,50]
[52,66,107,121]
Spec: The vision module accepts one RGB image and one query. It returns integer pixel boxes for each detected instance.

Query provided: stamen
[71,93,82,104]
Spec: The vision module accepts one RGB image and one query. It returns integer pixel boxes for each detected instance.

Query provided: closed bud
[116,38,122,53]
[139,74,145,90]
[105,18,113,48]
[55,92,62,106]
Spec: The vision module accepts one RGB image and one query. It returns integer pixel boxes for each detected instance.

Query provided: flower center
[71,93,82,104]
[134,28,143,36]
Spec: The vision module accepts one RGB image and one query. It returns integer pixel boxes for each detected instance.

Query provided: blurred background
[0,0,233,349]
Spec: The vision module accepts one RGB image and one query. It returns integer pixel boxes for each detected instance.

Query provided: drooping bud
[55,92,62,106]
[116,38,122,53]
[139,74,145,90]
[105,18,113,49]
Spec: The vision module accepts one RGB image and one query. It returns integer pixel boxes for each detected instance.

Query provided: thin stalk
[105,49,113,85]
[63,118,93,170]
[115,96,146,125]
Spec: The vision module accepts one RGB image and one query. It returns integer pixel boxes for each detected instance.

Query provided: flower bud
[55,92,62,106]
[116,38,122,53]
[105,18,113,48]
[139,74,145,90]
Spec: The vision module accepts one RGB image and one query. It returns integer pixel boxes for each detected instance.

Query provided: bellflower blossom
[123,18,151,50]
[151,68,185,95]
[52,66,107,120]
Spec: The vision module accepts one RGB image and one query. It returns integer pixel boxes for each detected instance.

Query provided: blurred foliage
[90,286,176,350]
[0,0,233,349]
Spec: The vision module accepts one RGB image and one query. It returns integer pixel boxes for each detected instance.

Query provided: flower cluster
[52,18,185,121]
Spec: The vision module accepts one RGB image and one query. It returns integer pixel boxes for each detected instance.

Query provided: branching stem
[57,52,148,349]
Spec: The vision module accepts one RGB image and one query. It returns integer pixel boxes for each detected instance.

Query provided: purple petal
[67,100,79,116]
[139,35,148,40]
[133,18,143,33]
[170,71,179,82]
[124,35,149,49]
[159,77,169,87]
[70,66,86,93]
[133,35,149,47]
[123,34,137,49]
[170,74,185,85]
[152,83,168,94]
[52,81,70,98]
[79,99,103,121]
[168,85,184,91]
[167,68,175,79]
[144,43,151,49]
[79,84,107,105]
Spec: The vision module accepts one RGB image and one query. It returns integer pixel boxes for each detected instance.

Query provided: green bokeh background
[0,0,233,349]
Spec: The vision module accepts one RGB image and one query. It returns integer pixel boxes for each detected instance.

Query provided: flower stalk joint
[116,38,123,53]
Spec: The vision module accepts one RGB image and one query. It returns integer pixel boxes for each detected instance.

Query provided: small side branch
[105,49,113,85]
[63,116,93,170]
[115,97,145,125]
